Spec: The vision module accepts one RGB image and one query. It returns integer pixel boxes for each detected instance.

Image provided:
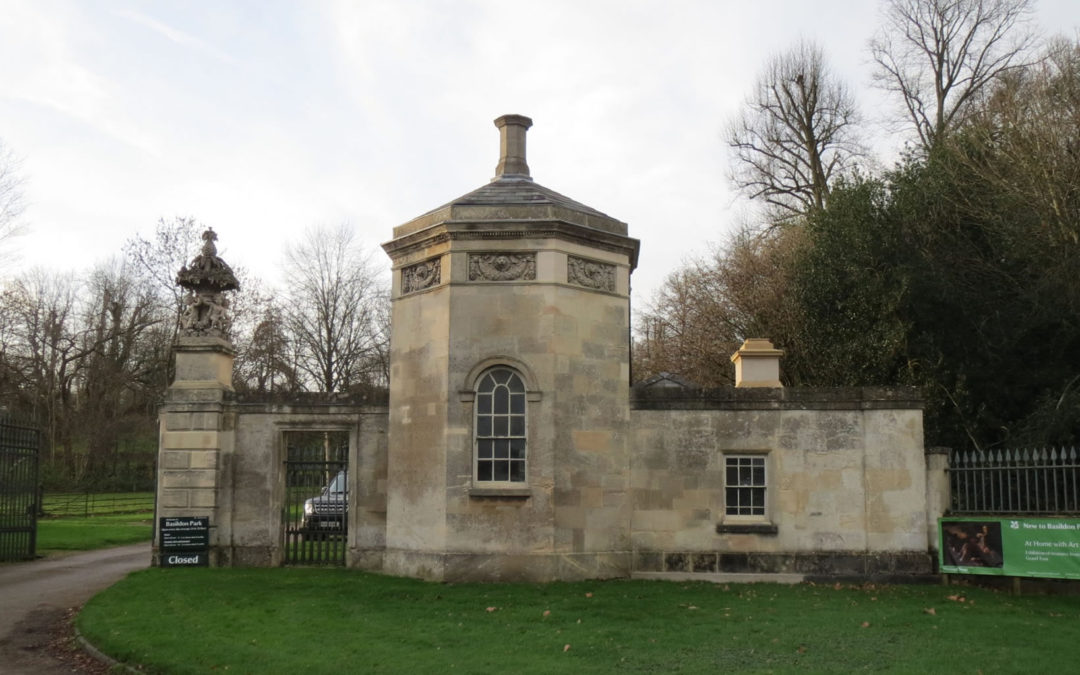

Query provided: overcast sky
[1,0,1076,307]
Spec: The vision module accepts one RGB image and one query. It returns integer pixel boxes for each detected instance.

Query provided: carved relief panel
[567,256,616,292]
[402,258,442,294]
[468,253,536,282]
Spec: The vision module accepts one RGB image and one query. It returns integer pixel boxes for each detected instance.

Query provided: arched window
[474,367,527,482]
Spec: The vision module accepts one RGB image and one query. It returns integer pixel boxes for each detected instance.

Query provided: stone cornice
[382,219,640,270]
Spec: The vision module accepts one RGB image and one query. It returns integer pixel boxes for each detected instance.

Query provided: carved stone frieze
[567,256,616,292]
[468,253,536,281]
[402,258,441,294]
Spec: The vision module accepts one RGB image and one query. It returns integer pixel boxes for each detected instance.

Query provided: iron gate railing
[1,415,40,561]
[948,446,1080,514]
[283,431,349,566]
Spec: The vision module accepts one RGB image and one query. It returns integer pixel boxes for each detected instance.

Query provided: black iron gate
[283,430,349,566]
[1,415,40,561]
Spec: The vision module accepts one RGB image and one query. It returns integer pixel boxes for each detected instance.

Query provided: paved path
[0,542,151,673]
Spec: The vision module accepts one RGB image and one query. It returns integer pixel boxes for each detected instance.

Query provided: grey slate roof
[419,176,615,221]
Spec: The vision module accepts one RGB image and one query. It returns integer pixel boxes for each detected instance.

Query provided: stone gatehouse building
[155,115,944,581]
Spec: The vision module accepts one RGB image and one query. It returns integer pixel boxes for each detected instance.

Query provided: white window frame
[723,453,769,521]
[473,366,528,484]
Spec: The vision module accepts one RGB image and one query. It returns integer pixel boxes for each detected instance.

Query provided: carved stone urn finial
[176,228,240,340]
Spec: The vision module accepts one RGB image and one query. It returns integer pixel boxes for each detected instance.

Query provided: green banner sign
[939,517,1080,579]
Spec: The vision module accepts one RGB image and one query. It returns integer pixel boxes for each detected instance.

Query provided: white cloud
[0,0,1076,306]
[113,7,238,65]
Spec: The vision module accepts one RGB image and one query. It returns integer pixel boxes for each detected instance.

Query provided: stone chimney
[731,338,784,388]
[493,114,532,180]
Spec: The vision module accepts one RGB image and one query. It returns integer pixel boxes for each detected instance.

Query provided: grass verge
[79,568,1080,674]
[36,513,152,553]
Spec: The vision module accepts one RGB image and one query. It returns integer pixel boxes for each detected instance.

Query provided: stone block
[865,469,913,493]
[191,412,220,430]
[161,430,219,450]
[572,430,611,453]
[161,469,217,489]
[160,489,189,508]
[190,489,217,508]
[631,509,683,533]
[163,412,193,431]
[581,487,603,509]
[232,546,274,567]
[718,553,749,572]
[634,550,663,572]
[162,451,191,470]
[664,552,689,572]
[189,450,220,469]
[692,552,718,573]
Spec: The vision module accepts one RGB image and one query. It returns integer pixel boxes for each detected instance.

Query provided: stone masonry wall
[629,386,933,577]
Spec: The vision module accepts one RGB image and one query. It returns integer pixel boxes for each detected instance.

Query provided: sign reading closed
[160,517,210,567]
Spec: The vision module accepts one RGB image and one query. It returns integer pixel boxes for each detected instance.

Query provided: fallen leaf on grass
[860,621,870,628]
[797,645,807,654]
[834,582,843,591]
[687,605,699,610]
[924,607,937,616]
[585,592,593,598]
[946,595,966,603]
[563,644,571,652]
[543,610,551,617]
[486,607,498,613]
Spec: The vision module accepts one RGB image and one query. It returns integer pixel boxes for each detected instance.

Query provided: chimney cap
[493,114,533,181]
[494,114,533,129]
[730,338,784,388]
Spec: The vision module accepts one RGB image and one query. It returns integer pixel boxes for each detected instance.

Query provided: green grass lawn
[36,513,152,553]
[80,568,1080,674]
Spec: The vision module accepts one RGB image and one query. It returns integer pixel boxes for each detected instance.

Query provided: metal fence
[0,415,40,561]
[948,446,1080,514]
[282,430,350,566]
[42,491,155,517]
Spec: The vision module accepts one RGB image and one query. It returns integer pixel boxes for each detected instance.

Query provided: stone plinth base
[172,336,235,390]
[633,549,933,578]
[349,547,385,571]
[383,549,632,582]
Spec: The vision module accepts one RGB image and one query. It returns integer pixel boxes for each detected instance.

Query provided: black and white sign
[159,516,210,567]
[161,551,209,567]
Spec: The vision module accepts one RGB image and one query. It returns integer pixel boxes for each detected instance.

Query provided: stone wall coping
[226,402,390,416]
[227,390,389,407]
[631,385,923,411]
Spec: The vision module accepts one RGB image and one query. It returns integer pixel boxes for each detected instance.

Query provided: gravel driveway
[0,542,150,673]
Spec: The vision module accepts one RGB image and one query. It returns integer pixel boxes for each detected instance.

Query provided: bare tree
[870,0,1039,153]
[1,270,82,465]
[955,37,1080,244]
[727,39,865,222]
[633,226,806,386]
[234,300,300,394]
[76,259,163,480]
[282,223,388,393]
[0,139,27,263]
